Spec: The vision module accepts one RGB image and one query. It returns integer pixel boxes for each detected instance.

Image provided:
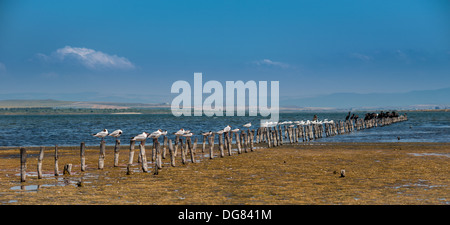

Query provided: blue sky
[0,0,449,103]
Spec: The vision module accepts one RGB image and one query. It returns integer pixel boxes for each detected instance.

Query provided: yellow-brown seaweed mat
[0,142,448,205]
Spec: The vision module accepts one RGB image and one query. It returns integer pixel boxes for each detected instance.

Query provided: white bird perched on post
[108,129,122,140]
[182,132,194,137]
[243,123,251,128]
[215,130,224,135]
[93,129,108,141]
[148,129,163,138]
[231,128,240,133]
[201,131,212,136]
[131,132,149,141]
[223,125,231,133]
[160,130,168,136]
[174,128,185,136]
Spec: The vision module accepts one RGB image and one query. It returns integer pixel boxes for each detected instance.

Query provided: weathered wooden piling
[191,138,198,163]
[80,142,86,171]
[250,129,255,151]
[156,140,162,169]
[20,148,27,182]
[226,132,232,156]
[154,141,161,175]
[168,139,176,167]
[180,138,186,164]
[162,136,168,159]
[63,164,72,175]
[202,135,207,153]
[140,140,148,172]
[54,145,59,176]
[209,134,215,159]
[235,131,242,154]
[128,140,136,165]
[218,133,224,157]
[98,140,106,170]
[37,147,44,179]
[113,139,121,167]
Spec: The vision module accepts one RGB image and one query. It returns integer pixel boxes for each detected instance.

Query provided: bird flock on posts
[92,122,254,143]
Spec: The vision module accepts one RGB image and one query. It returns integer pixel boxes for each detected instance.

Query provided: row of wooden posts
[19,115,408,182]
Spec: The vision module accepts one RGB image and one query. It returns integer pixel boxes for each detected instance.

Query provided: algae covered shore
[0,142,448,205]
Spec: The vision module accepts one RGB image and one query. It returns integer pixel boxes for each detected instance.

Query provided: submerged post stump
[63,164,72,175]
[37,147,44,179]
[20,148,27,182]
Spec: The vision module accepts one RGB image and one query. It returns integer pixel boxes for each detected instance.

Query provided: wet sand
[0,142,448,205]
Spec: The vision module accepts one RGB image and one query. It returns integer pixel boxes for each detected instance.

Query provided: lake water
[0,111,448,147]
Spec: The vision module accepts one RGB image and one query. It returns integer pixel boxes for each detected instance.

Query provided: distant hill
[0,99,170,109]
[280,87,450,109]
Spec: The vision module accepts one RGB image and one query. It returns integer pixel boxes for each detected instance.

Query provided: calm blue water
[0,111,448,147]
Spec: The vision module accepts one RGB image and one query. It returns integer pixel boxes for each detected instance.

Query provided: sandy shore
[0,142,448,205]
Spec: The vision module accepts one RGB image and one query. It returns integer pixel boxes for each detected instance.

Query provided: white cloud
[350,53,372,62]
[38,46,135,70]
[253,59,290,69]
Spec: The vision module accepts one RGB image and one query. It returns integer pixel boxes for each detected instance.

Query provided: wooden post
[113,139,121,167]
[98,140,105,170]
[266,128,271,148]
[242,131,248,153]
[202,135,207,153]
[168,139,176,167]
[219,133,224,157]
[128,140,136,165]
[151,139,156,162]
[156,140,162,169]
[20,148,27,182]
[154,141,161,175]
[235,132,241,154]
[209,134,215,159]
[250,129,255,151]
[80,142,86,171]
[140,140,148,172]
[54,145,59,176]
[162,136,168,159]
[190,138,197,163]
[63,164,72,175]
[37,147,44,179]
[180,138,186,164]
[226,132,232,156]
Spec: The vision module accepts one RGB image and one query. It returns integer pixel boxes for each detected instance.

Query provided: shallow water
[0,111,448,147]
